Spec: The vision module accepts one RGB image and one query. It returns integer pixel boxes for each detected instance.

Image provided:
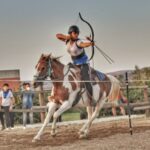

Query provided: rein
[47,58,70,81]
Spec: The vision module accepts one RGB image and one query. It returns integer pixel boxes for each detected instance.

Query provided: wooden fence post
[144,87,150,117]
[39,85,46,122]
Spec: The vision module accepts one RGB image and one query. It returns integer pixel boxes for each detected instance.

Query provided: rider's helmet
[68,25,80,34]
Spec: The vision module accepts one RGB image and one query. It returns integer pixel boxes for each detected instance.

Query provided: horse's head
[33,54,52,88]
[33,53,63,88]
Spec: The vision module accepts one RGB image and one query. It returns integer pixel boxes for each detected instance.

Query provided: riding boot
[81,64,93,99]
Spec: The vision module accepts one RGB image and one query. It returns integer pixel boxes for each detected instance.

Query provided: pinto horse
[32,54,120,142]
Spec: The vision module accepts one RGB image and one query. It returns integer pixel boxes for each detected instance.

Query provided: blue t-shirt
[73,54,88,65]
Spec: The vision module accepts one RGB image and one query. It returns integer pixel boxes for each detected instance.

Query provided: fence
[0,79,150,124]
[0,85,150,118]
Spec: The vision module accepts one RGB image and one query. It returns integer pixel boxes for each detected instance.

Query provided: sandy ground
[0,116,150,150]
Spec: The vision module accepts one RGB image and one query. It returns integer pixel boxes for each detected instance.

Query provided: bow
[79,12,95,61]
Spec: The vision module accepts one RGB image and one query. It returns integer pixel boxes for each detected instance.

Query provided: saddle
[68,63,107,105]
[68,63,106,82]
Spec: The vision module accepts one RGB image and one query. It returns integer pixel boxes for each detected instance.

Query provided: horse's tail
[107,75,121,101]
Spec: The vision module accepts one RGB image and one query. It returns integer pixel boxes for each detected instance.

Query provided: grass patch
[62,112,80,121]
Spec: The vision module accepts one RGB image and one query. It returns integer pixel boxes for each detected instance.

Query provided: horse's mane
[35,54,65,70]
[51,55,64,66]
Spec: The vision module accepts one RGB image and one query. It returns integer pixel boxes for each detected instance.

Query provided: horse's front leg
[51,90,79,137]
[32,102,58,142]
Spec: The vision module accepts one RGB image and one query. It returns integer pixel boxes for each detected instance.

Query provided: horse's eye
[42,67,45,71]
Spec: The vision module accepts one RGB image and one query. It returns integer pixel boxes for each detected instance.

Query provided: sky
[0,0,150,80]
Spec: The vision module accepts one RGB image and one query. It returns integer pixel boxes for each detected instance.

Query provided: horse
[32,53,121,142]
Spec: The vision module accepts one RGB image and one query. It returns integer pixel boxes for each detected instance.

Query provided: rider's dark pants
[81,64,93,97]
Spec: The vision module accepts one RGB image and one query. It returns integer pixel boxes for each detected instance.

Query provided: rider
[56,25,94,98]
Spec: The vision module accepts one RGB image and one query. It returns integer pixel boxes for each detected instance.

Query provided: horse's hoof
[51,131,57,137]
[79,133,88,139]
[51,134,56,137]
[32,137,40,143]
[32,139,36,143]
[78,130,84,135]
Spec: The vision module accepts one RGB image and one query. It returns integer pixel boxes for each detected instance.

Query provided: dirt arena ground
[1,116,150,150]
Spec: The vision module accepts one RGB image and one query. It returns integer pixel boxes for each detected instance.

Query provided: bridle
[34,58,70,81]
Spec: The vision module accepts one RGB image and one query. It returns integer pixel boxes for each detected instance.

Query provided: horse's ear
[39,53,44,60]
[41,53,44,57]
[35,53,44,69]
[47,53,51,58]
[45,54,51,61]
[35,63,38,69]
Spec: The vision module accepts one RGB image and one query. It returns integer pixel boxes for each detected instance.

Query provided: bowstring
[89,34,95,69]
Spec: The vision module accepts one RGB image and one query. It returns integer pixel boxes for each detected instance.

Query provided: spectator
[21,83,34,129]
[9,89,15,129]
[0,83,15,130]
[0,106,5,131]
[111,89,128,116]
[0,88,5,131]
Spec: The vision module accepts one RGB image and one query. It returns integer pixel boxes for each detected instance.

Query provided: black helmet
[68,25,80,34]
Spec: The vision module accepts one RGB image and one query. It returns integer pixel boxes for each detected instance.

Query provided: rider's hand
[85,36,95,46]
[91,41,95,46]
[86,36,92,41]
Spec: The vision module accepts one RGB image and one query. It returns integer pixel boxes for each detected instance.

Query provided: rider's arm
[56,33,71,42]
[77,41,94,48]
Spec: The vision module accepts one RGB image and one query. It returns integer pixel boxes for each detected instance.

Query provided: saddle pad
[96,70,106,81]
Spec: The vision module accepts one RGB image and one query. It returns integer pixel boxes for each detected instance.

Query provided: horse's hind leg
[79,97,106,139]
[78,106,93,135]
[32,102,58,142]
[79,103,101,138]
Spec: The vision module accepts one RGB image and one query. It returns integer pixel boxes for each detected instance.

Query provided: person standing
[0,106,5,130]
[0,83,15,130]
[110,89,128,116]
[21,83,34,129]
[9,89,15,129]
[0,88,5,131]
